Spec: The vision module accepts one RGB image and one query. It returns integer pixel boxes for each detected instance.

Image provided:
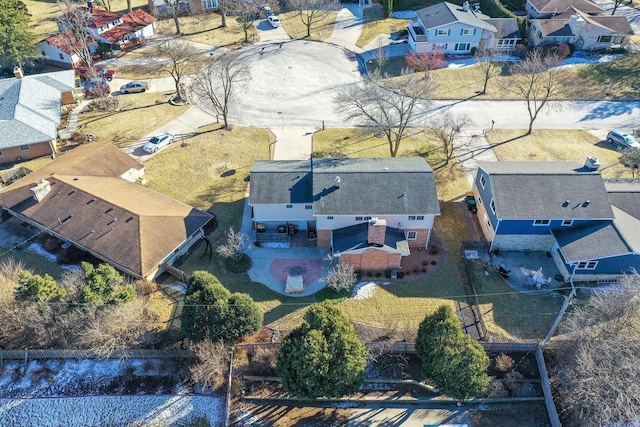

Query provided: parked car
[83,81,111,99]
[607,130,640,149]
[268,15,281,28]
[262,5,274,17]
[142,132,175,154]
[76,66,116,82]
[120,81,149,94]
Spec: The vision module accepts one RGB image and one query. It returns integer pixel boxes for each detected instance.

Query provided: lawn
[356,4,409,48]
[24,0,149,39]
[156,14,256,47]
[485,129,634,179]
[77,92,190,147]
[279,10,337,41]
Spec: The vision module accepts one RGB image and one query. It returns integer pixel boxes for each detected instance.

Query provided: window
[327,216,334,220]
[356,216,371,221]
[286,204,293,208]
[59,53,64,60]
[202,0,216,9]
[490,199,496,214]
[408,215,416,220]
[562,220,573,226]
[477,196,482,205]
[41,50,46,56]
[0,150,3,157]
[480,174,486,189]
[533,219,550,226]
[436,29,450,36]
[597,35,612,43]
[19,145,30,152]
[406,231,418,240]
[417,215,425,220]
[455,43,470,51]
[577,261,597,270]
[486,219,492,229]
[364,216,371,221]
[356,216,363,221]
[305,204,312,210]
[537,31,543,40]
[437,43,448,50]
[461,28,476,35]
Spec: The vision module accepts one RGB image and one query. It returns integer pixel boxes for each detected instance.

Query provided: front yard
[485,129,634,179]
[279,10,337,41]
[156,14,256,47]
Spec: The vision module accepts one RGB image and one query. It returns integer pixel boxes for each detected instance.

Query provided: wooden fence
[163,263,190,282]
[0,348,195,361]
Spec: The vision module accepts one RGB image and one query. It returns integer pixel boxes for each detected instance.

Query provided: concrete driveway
[222,40,362,127]
[254,19,291,43]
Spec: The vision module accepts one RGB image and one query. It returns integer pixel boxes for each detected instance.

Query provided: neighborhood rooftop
[416,2,497,32]
[528,0,605,14]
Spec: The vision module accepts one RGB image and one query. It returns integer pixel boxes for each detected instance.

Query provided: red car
[83,81,111,99]
[76,66,116,82]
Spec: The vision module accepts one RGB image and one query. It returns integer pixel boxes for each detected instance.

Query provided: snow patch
[351,282,377,300]
[259,242,290,248]
[464,250,480,259]
[167,281,187,294]
[25,243,81,272]
[391,10,417,18]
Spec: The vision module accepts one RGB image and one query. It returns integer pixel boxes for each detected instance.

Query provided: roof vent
[563,200,570,207]
[582,200,590,207]
[13,66,24,79]
[29,179,51,203]
[334,176,341,188]
[584,156,600,170]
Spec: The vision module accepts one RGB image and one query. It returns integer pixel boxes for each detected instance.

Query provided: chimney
[368,218,387,246]
[584,156,600,170]
[462,1,470,11]
[334,176,341,188]
[13,66,24,79]
[29,179,52,203]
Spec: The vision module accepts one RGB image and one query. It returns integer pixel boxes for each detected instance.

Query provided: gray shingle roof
[312,158,440,216]
[477,161,614,220]
[0,70,75,149]
[552,221,630,261]
[333,222,409,254]
[483,18,521,39]
[249,160,312,205]
[605,180,640,220]
[416,2,496,32]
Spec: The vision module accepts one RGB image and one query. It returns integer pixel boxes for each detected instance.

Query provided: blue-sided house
[473,161,640,283]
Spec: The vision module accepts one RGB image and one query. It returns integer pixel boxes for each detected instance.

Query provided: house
[39,6,156,67]
[0,69,76,165]
[148,0,219,16]
[473,161,640,283]
[408,1,520,55]
[0,141,213,279]
[528,7,634,49]
[249,157,440,271]
[526,0,604,19]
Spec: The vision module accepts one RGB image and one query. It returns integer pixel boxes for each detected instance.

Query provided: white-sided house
[38,29,96,68]
[529,8,634,49]
[99,9,157,48]
[249,157,441,271]
[526,0,604,19]
[148,0,219,15]
[408,1,520,55]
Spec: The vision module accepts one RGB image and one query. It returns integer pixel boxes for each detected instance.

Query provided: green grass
[77,92,190,147]
[1,249,65,281]
[485,129,634,179]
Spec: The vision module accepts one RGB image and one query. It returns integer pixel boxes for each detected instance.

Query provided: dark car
[83,81,111,98]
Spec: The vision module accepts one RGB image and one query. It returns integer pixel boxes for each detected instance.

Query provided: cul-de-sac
[0,0,639,424]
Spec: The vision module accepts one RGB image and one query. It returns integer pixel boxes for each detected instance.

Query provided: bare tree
[228,0,260,42]
[324,263,357,292]
[620,147,640,178]
[505,50,566,135]
[215,227,250,260]
[554,273,640,427]
[151,39,198,102]
[191,51,252,128]
[56,0,96,67]
[474,47,501,95]
[163,0,184,35]
[611,0,626,15]
[288,0,339,38]
[431,112,472,165]
[334,69,434,157]
[189,339,230,390]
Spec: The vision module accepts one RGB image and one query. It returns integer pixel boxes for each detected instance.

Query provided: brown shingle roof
[100,9,156,43]
[528,0,604,14]
[45,29,95,55]
[0,142,212,277]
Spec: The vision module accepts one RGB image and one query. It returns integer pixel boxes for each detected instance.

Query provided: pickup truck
[76,66,116,82]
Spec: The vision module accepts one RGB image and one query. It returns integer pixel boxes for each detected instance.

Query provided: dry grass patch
[77,92,190,147]
[279,10,337,40]
[156,14,256,47]
[357,4,409,48]
[485,129,633,179]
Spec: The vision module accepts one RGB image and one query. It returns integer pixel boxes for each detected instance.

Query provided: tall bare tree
[554,273,640,427]
[228,0,260,42]
[610,0,625,15]
[151,39,198,102]
[287,0,339,38]
[431,112,472,165]
[474,47,501,95]
[190,51,251,127]
[505,50,566,135]
[189,339,230,390]
[620,147,640,178]
[163,0,184,35]
[334,70,433,157]
[56,0,96,67]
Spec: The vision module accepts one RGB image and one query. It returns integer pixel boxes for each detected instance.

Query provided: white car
[268,15,281,28]
[142,132,175,154]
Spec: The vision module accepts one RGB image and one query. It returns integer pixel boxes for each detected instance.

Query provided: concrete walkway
[59,100,91,140]
[453,129,498,188]
[327,4,366,53]
[270,127,316,160]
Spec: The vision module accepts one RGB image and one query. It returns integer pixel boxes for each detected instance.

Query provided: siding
[497,219,598,235]
[252,204,315,222]
[0,142,54,165]
[315,214,434,232]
